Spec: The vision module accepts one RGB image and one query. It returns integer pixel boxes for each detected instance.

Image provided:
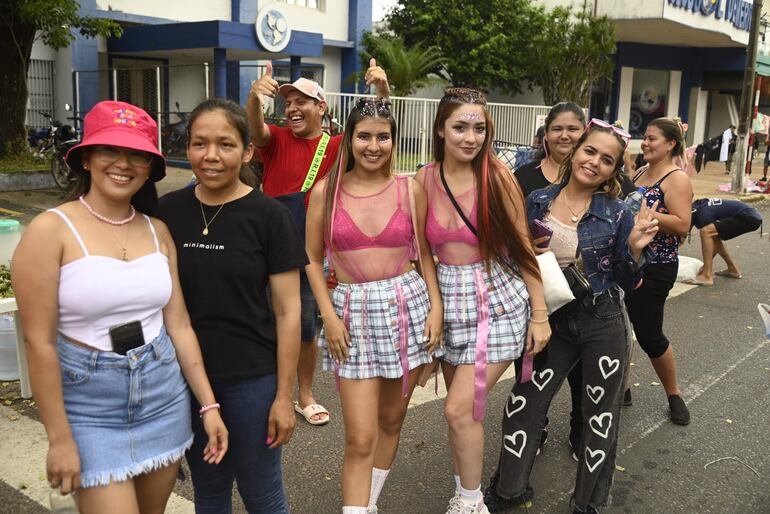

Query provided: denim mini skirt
[57,326,193,488]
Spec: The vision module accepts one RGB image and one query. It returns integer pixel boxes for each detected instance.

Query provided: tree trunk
[0,18,35,157]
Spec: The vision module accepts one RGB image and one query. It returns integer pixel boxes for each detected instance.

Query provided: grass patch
[0,153,49,173]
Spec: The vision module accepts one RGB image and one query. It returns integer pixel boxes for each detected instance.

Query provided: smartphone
[531,219,553,248]
[109,321,145,355]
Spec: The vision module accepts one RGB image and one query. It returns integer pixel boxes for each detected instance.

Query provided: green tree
[359,32,446,97]
[386,0,545,94]
[530,4,616,106]
[0,0,122,158]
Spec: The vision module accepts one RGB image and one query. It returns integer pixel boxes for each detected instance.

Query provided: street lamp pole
[732,0,764,193]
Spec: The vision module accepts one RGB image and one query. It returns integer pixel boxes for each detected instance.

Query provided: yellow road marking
[0,207,23,216]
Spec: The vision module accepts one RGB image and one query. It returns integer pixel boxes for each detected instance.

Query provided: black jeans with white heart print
[496,288,629,512]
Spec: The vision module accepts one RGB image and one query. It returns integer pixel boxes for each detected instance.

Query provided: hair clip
[443,87,486,105]
[355,98,392,117]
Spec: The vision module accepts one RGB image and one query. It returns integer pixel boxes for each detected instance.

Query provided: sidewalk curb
[0,171,55,192]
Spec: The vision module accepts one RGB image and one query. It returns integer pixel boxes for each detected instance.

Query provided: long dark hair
[68,151,160,216]
[186,98,259,188]
[432,88,539,278]
[533,101,586,162]
[324,99,397,250]
[557,125,626,199]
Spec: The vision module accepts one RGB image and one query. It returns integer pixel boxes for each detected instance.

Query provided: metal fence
[325,92,550,172]
[69,62,550,170]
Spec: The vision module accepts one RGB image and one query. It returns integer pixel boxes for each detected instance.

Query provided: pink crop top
[418,163,481,265]
[328,176,416,283]
[51,209,172,352]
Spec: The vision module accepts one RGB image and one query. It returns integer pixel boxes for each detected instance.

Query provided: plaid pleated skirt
[438,260,530,366]
[320,270,435,384]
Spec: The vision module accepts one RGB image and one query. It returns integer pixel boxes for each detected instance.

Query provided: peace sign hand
[628,199,659,254]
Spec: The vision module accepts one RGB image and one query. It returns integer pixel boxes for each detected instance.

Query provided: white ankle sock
[368,467,390,509]
[342,507,368,514]
[453,474,462,492]
[458,484,482,504]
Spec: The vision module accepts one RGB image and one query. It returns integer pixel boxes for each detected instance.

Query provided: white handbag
[536,251,575,314]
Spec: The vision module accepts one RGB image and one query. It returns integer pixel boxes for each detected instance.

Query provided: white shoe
[445,494,490,514]
[367,507,378,514]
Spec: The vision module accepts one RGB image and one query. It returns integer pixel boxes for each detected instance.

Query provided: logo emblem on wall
[638,86,660,114]
[255,6,291,53]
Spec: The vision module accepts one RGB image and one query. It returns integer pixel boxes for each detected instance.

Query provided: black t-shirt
[691,198,762,229]
[514,161,550,198]
[159,187,309,382]
[514,160,636,198]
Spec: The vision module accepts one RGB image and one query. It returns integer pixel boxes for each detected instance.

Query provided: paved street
[0,166,767,513]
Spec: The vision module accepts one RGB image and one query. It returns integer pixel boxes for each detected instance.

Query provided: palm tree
[353,33,446,97]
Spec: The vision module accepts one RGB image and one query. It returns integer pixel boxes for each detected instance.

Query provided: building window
[629,69,670,138]
[273,65,323,85]
[278,0,325,10]
[26,59,55,129]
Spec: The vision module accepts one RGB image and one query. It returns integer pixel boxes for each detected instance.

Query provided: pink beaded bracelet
[199,403,221,417]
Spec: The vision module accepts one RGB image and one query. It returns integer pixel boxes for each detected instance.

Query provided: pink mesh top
[328,176,416,283]
[418,163,481,265]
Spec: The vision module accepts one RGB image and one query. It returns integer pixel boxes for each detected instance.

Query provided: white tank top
[50,209,172,351]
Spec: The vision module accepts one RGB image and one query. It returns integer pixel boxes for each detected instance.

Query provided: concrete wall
[303,46,343,93]
[95,0,230,21]
[707,92,738,140]
[266,0,350,41]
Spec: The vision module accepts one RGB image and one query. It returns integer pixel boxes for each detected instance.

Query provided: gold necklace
[562,191,590,223]
[199,201,225,236]
[102,220,133,261]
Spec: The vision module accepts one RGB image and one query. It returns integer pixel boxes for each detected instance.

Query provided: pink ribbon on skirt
[394,283,410,398]
[472,268,490,421]
[520,353,533,384]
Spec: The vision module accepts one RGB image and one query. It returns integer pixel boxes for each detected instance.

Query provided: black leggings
[624,262,678,359]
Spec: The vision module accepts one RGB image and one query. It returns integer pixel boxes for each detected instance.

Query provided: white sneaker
[445,494,490,514]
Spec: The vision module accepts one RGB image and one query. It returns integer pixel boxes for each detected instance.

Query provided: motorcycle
[50,104,82,190]
[161,102,190,158]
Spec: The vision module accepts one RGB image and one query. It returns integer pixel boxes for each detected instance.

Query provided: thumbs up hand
[249,62,279,107]
[365,58,390,99]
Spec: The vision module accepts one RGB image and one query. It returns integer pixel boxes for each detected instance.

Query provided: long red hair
[432,88,539,278]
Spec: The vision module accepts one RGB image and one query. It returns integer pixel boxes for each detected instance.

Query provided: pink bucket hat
[65,100,166,182]
[278,77,326,102]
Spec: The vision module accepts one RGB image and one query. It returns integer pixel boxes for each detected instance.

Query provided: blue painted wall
[341,0,372,93]
[73,0,101,113]
[611,42,747,123]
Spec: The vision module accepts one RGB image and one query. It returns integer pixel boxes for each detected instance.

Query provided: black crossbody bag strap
[439,162,478,236]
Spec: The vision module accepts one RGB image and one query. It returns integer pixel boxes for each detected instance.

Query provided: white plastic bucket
[0,314,19,381]
[0,219,21,266]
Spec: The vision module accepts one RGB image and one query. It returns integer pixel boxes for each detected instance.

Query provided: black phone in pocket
[109,321,145,355]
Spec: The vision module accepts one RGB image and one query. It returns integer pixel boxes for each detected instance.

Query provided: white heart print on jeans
[585,446,607,473]
[598,356,620,380]
[505,393,526,418]
[531,368,554,391]
[589,412,612,439]
[503,430,527,458]
[586,384,605,405]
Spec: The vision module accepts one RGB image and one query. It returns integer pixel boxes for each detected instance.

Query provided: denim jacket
[527,183,655,294]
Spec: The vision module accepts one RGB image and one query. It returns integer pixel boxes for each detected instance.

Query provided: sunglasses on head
[355,98,392,117]
[585,118,631,149]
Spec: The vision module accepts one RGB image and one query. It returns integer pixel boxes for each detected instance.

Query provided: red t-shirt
[257,125,343,205]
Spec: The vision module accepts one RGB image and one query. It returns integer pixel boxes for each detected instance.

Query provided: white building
[493,0,753,149]
[27,0,373,143]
